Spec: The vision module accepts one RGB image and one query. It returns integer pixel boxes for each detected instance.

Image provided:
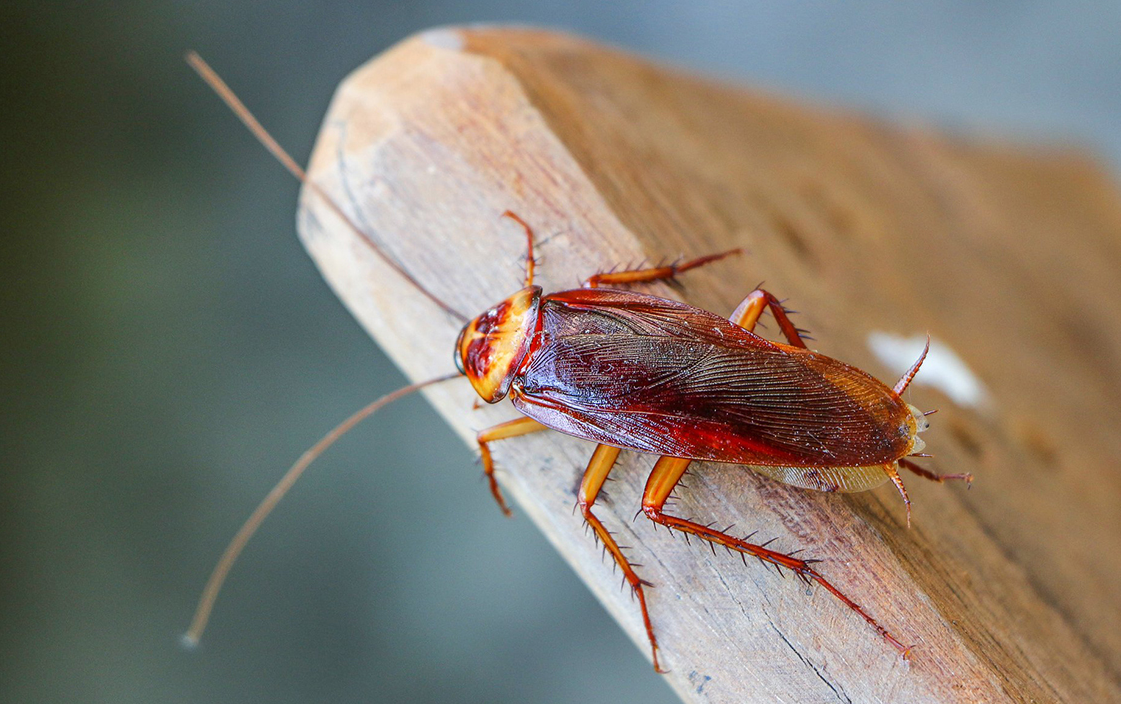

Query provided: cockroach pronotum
[184,53,972,672]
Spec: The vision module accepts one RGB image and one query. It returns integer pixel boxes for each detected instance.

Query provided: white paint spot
[421,28,465,51]
[868,332,991,409]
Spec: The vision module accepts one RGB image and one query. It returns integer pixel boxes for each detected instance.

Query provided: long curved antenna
[893,334,930,395]
[501,210,536,287]
[185,51,468,322]
[183,372,461,647]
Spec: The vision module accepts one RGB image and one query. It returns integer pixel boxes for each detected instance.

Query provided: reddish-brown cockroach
[184,53,971,672]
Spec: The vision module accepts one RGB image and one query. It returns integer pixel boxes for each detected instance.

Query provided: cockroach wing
[510,289,914,467]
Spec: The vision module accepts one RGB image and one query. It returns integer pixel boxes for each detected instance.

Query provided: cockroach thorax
[455,286,542,403]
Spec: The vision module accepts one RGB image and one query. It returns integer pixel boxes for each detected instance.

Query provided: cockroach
[184,53,971,672]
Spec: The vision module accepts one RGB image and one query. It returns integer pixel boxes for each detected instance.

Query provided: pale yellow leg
[476,417,547,516]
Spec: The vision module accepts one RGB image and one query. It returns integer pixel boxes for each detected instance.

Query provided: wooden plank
[295,26,1121,703]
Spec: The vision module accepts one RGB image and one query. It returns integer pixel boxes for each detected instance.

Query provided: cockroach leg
[476,417,547,516]
[899,457,973,486]
[636,291,908,656]
[884,463,913,528]
[581,249,740,289]
[640,455,911,658]
[577,443,664,673]
[729,288,808,348]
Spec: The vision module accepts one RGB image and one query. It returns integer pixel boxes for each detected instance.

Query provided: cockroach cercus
[184,53,972,672]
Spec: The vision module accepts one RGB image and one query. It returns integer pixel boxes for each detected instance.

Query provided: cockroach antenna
[183,373,460,648]
[183,52,468,646]
[186,49,967,668]
[184,51,469,322]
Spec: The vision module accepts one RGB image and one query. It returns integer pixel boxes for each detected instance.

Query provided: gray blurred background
[3,2,1119,703]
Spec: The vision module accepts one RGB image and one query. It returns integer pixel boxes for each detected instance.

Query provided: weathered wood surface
[295,27,1121,703]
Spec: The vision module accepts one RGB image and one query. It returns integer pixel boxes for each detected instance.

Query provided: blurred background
[3,2,1120,703]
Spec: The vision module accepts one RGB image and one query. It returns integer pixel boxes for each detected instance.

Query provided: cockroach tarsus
[185,52,972,673]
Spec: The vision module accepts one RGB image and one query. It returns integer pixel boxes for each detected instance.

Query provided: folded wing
[511,290,911,467]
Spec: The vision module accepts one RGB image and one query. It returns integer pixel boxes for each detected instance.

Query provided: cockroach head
[455,286,542,403]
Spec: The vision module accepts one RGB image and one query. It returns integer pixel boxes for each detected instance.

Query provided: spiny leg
[730,288,809,348]
[641,455,911,657]
[476,417,547,516]
[578,443,665,673]
[582,262,811,352]
[889,458,972,528]
[884,463,913,529]
[643,289,907,655]
[582,249,740,288]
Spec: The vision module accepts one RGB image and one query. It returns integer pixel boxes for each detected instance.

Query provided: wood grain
[295,27,1121,703]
